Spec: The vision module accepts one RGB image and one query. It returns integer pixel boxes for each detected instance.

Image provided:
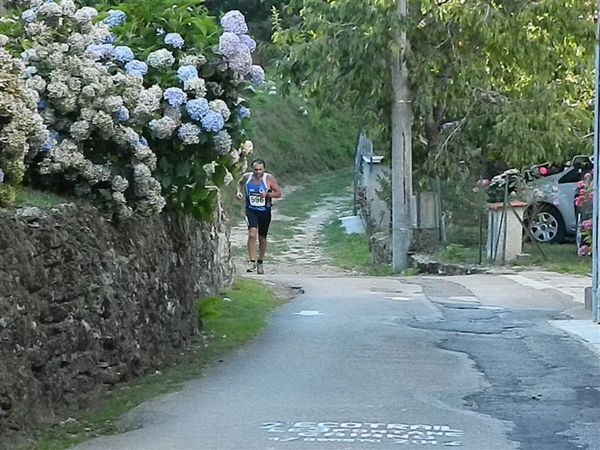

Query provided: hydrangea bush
[0,0,264,220]
[0,43,47,206]
[86,0,263,219]
[1,0,165,218]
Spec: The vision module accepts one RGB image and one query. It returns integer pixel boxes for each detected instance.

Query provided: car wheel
[526,204,566,244]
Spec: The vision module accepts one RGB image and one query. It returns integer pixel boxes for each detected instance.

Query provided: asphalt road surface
[72,274,600,450]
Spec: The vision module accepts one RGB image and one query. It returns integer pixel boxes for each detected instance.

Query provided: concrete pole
[391,0,413,271]
[592,0,600,323]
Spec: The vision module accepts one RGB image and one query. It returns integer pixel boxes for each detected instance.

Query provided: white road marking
[294,310,324,316]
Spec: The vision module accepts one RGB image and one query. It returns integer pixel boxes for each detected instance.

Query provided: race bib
[249,194,266,207]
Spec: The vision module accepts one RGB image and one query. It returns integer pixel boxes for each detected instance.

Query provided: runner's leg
[246,210,259,267]
[256,211,271,274]
[248,228,258,261]
[257,211,271,260]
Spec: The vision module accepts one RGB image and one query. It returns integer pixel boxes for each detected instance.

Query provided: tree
[273,0,596,173]
[273,0,596,267]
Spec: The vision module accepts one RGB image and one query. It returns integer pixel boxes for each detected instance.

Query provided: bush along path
[230,177,357,276]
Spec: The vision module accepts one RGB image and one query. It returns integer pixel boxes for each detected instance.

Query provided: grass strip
[25,279,284,450]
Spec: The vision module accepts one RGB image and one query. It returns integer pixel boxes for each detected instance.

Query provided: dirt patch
[230,186,355,276]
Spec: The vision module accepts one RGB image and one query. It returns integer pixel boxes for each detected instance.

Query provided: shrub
[87,0,264,219]
[0,42,47,207]
[1,0,263,220]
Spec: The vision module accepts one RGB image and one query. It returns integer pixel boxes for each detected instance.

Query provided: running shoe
[256,262,264,274]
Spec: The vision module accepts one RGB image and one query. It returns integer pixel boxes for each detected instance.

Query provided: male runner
[236,159,282,274]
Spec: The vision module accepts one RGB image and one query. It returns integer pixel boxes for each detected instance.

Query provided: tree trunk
[391,0,413,271]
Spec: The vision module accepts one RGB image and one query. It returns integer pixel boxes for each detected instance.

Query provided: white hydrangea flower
[66,77,81,92]
[240,139,254,155]
[67,33,88,53]
[81,85,96,99]
[132,85,163,119]
[146,49,175,68]
[177,123,202,145]
[25,22,48,37]
[179,54,207,67]
[228,148,241,164]
[104,95,124,113]
[56,94,78,113]
[183,77,207,97]
[223,169,234,186]
[164,105,182,126]
[37,2,63,17]
[203,161,217,176]
[69,121,91,142]
[132,142,157,170]
[74,6,98,24]
[111,175,129,192]
[25,75,46,93]
[60,0,77,16]
[149,116,177,139]
[209,99,231,121]
[47,81,69,99]
[92,110,114,134]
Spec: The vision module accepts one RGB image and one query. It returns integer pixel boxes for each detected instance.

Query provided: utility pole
[391,0,413,271]
[592,0,600,323]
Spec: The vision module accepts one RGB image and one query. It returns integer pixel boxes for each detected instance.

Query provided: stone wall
[0,202,234,448]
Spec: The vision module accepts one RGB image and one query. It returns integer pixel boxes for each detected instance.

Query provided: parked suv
[523,155,593,244]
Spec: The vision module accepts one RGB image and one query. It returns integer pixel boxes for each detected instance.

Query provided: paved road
[73,274,600,450]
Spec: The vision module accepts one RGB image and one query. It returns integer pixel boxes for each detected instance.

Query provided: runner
[236,159,282,274]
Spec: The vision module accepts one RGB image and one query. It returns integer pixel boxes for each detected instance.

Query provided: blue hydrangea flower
[116,106,129,122]
[41,129,59,153]
[239,35,256,52]
[102,9,127,28]
[238,106,251,119]
[218,32,242,58]
[247,65,265,86]
[78,6,98,19]
[86,44,114,60]
[124,59,148,77]
[164,33,184,49]
[104,33,116,44]
[0,168,4,184]
[21,9,36,23]
[140,137,148,146]
[37,98,46,111]
[163,87,187,108]
[220,10,248,35]
[201,110,225,132]
[111,46,134,64]
[177,65,198,82]
[177,123,202,145]
[185,98,209,121]
[25,66,38,78]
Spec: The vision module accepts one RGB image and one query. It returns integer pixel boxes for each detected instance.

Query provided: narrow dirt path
[230,186,357,276]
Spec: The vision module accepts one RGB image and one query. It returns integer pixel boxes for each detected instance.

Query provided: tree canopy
[273,0,596,175]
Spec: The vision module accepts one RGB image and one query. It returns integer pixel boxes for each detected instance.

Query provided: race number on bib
[249,194,266,207]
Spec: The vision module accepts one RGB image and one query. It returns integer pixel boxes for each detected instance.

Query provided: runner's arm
[236,173,249,200]
[266,175,282,199]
